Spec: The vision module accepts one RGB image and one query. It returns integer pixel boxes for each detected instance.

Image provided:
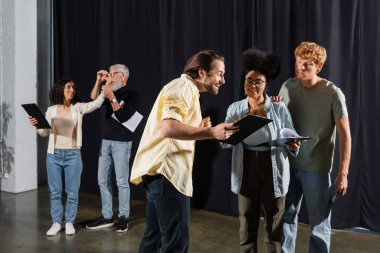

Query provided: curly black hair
[241,49,281,81]
[49,79,81,105]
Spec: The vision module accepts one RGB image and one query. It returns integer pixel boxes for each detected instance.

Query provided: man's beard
[111,82,122,91]
[204,83,218,95]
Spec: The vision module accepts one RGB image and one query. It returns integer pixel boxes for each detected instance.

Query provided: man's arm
[161,119,236,141]
[90,70,108,100]
[335,117,351,197]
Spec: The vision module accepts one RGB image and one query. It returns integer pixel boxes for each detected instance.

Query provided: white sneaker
[46,222,61,236]
[65,222,76,235]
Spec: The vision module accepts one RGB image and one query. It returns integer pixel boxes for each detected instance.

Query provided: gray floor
[1,186,379,253]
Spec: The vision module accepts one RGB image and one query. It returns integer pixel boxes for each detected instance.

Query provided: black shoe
[86,217,114,230]
[116,216,128,233]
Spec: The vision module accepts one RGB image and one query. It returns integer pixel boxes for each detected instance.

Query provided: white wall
[1,0,37,192]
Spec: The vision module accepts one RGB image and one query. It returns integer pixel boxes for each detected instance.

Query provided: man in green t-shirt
[279,42,352,253]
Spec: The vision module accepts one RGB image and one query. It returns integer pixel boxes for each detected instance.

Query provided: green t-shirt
[279,78,348,173]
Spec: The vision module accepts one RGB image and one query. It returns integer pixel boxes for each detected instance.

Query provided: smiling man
[130,50,237,253]
[279,42,351,253]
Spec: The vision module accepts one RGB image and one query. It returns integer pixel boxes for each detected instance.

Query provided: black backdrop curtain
[54,0,380,232]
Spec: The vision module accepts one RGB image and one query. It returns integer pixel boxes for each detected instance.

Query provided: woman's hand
[286,139,301,150]
[29,116,38,127]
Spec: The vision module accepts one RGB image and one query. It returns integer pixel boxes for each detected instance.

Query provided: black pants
[139,175,190,253]
[238,149,285,253]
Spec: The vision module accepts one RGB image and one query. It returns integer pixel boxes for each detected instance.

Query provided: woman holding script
[221,49,300,253]
[28,79,114,236]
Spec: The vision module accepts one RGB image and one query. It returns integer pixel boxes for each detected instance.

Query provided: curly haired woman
[28,79,113,236]
[222,49,300,253]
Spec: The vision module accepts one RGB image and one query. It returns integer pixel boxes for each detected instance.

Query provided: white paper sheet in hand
[112,111,143,132]
[255,128,311,147]
[280,128,301,138]
[268,128,311,146]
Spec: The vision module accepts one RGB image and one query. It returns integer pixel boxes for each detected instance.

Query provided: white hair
[109,64,129,79]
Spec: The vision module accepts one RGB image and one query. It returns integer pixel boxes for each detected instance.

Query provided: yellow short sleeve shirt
[130,74,202,196]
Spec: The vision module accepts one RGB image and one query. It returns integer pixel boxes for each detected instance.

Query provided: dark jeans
[238,149,285,253]
[139,174,190,253]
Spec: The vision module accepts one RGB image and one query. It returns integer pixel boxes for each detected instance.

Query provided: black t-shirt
[100,86,141,142]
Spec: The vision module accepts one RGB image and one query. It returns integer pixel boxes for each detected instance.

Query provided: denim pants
[46,149,83,223]
[98,139,131,219]
[138,175,190,253]
[282,167,333,253]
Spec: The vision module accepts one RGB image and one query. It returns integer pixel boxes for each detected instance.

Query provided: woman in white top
[29,79,113,236]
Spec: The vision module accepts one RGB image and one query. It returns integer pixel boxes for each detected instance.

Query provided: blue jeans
[138,175,190,253]
[46,149,83,223]
[282,167,333,253]
[98,139,131,219]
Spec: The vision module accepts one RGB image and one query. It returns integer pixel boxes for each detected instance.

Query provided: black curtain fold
[54,0,380,232]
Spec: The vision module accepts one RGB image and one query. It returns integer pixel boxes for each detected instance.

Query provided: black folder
[21,103,51,129]
[223,115,272,145]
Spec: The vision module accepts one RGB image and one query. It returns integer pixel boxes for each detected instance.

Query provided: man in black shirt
[86,64,140,232]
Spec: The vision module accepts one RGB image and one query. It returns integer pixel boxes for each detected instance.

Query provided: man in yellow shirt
[130,50,237,253]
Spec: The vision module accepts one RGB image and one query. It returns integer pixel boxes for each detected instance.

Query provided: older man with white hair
[86,64,141,233]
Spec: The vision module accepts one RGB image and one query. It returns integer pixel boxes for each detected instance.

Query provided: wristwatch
[111,98,117,104]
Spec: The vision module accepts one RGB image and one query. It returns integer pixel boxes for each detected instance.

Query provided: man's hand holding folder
[222,115,273,145]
